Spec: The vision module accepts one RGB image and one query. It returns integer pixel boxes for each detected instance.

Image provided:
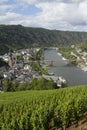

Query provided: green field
[0,86,87,130]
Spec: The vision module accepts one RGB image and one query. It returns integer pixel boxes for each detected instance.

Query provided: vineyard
[0,86,87,130]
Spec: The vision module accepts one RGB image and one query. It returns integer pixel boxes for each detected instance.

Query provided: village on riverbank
[58,43,87,72]
[0,47,67,91]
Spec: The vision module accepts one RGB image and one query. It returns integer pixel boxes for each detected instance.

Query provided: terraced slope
[0,86,87,130]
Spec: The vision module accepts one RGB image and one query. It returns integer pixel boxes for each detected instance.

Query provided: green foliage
[2,80,18,92]
[30,78,56,90]
[0,86,87,129]
[80,43,87,52]
[31,61,47,74]
[16,55,23,61]
[2,78,56,91]
[0,25,87,54]
[2,79,12,92]
[59,46,77,65]
[59,46,74,58]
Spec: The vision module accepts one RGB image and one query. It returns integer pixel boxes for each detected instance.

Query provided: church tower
[8,50,13,68]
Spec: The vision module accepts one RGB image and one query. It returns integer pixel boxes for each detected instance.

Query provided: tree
[2,79,12,92]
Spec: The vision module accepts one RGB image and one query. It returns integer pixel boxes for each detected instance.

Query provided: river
[44,49,87,86]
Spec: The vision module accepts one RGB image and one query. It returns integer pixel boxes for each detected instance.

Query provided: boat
[81,67,87,72]
[57,52,62,56]
[48,72,54,75]
[62,57,67,61]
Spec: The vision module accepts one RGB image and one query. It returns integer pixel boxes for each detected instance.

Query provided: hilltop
[0,25,87,54]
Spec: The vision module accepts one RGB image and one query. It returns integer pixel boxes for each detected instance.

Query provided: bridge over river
[44,49,87,86]
[43,59,75,66]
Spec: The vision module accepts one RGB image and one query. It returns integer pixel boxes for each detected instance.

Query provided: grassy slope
[0,85,86,104]
[0,85,87,130]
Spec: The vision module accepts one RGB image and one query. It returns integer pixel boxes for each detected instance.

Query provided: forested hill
[0,25,87,54]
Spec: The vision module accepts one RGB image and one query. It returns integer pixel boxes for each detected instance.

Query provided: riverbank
[58,45,87,72]
[44,49,87,86]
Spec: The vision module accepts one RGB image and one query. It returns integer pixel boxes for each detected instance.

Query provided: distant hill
[0,25,87,54]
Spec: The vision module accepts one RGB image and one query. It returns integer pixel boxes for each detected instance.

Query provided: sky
[0,0,87,32]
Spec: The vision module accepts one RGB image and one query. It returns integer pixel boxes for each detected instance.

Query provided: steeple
[8,49,13,68]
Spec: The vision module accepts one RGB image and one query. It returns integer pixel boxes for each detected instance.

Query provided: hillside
[0,25,87,54]
[0,86,87,130]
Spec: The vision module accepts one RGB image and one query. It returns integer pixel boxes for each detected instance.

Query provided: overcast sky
[0,0,87,31]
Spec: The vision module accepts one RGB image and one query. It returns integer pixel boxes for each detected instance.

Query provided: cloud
[0,12,21,23]
[15,0,37,5]
[0,0,87,31]
[34,1,87,30]
[15,0,85,4]
[0,0,9,4]
[35,0,87,31]
[0,4,13,15]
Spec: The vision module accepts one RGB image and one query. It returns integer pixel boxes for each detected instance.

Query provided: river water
[44,49,87,86]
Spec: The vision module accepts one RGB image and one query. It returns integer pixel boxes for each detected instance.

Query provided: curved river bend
[44,49,87,86]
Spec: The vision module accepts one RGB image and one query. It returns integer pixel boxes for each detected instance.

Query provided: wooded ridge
[0,25,87,54]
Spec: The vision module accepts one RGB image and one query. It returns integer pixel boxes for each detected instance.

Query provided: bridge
[43,59,76,66]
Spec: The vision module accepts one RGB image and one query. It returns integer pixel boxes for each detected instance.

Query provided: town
[0,48,67,91]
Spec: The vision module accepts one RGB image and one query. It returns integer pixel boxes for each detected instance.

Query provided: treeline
[2,78,57,92]
[0,25,87,54]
